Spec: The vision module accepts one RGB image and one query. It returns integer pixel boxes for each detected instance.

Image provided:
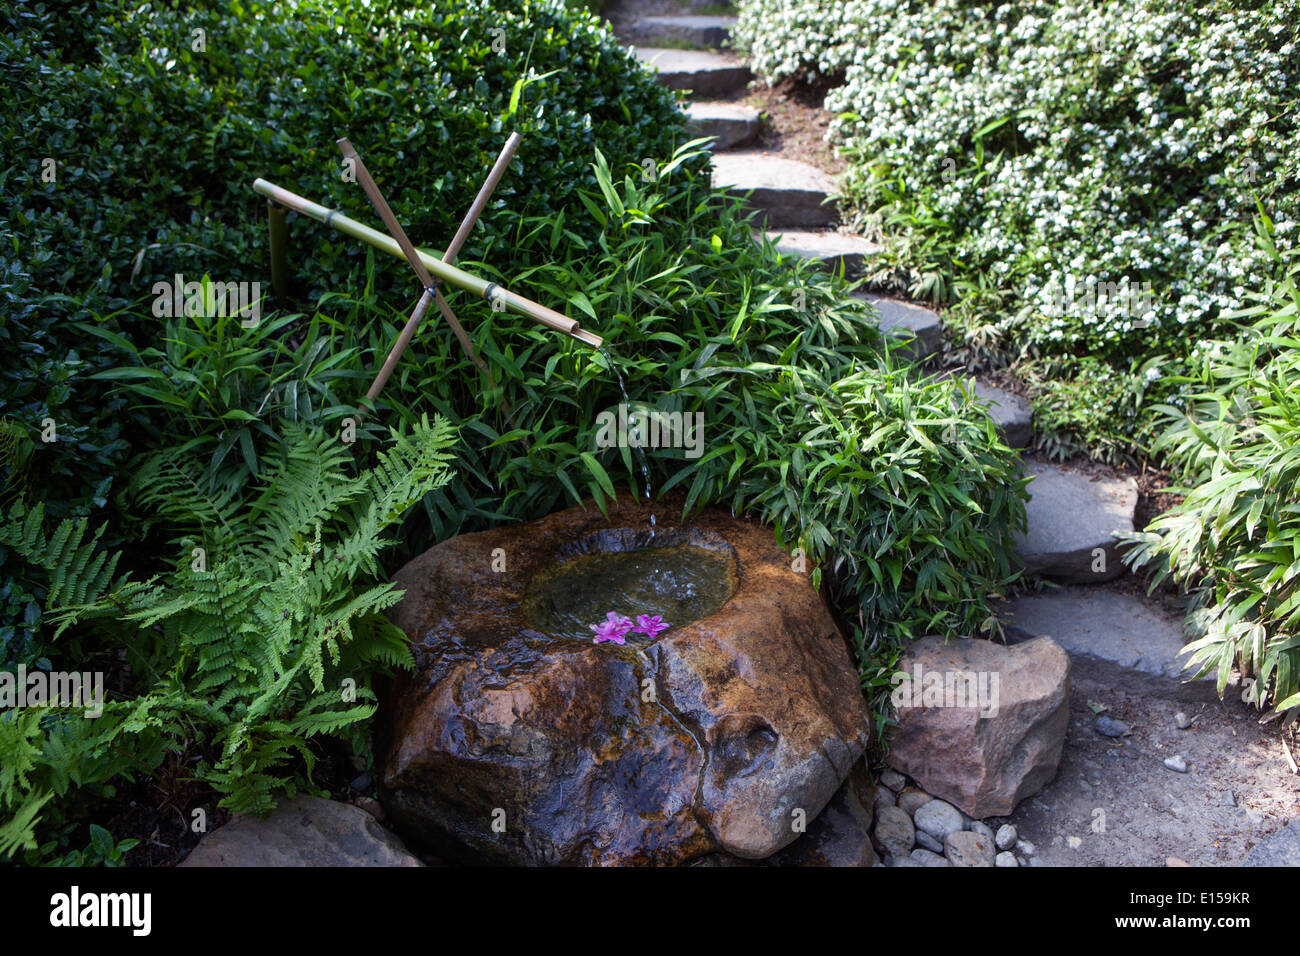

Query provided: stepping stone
[969,380,1032,448]
[180,797,423,867]
[764,229,880,274]
[999,587,1213,700]
[713,152,836,227]
[854,293,943,361]
[625,15,735,48]
[633,47,751,96]
[685,101,760,149]
[1015,461,1137,583]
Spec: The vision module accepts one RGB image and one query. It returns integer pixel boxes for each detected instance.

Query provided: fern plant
[0,415,456,856]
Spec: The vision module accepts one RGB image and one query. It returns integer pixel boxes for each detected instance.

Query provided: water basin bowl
[379,496,871,865]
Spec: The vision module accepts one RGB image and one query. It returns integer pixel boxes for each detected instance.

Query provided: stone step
[998,587,1215,701]
[763,229,880,275]
[685,101,760,150]
[712,152,837,227]
[624,15,736,48]
[854,293,943,361]
[632,47,751,96]
[968,380,1032,449]
[1015,461,1137,583]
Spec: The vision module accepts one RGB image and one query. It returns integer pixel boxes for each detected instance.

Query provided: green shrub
[0,0,689,505]
[1123,226,1300,713]
[733,0,1300,461]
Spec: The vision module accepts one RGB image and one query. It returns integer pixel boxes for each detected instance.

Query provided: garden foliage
[1124,228,1300,716]
[733,0,1300,460]
[0,416,457,855]
[0,0,1030,859]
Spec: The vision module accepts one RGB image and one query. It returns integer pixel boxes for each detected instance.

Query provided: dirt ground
[998,675,1300,866]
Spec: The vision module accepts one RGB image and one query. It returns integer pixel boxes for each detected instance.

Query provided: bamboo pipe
[365,289,435,404]
[442,132,520,267]
[267,200,289,299]
[250,178,602,346]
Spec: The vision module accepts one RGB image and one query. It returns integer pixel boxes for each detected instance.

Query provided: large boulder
[770,764,878,867]
[379,497,871,865]
[885,636,1070,819]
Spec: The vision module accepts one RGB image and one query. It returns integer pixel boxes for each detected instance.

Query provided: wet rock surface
[380,497,871,865]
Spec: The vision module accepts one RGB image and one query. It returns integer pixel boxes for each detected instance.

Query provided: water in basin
[523,540,738,642]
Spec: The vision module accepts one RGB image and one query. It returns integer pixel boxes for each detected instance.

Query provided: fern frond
[0,502,134,613]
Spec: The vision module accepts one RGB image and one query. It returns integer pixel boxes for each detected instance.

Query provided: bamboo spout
[250,178,602,347]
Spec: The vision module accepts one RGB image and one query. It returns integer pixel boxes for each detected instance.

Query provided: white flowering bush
[732,0,857,82]
[734,0,1300,458]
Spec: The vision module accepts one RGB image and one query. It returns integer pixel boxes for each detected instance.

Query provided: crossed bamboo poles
[253,133,603,412]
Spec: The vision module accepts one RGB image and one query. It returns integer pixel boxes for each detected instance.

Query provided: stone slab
[999,587,1215,701]
[1015,461,1137,583]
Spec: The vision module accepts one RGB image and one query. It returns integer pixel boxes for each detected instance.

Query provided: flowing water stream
[598,346,656,535]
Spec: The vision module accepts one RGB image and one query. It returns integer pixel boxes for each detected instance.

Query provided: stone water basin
[378,497,870,865]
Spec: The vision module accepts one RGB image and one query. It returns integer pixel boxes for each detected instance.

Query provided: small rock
[887,855,923,868]
[1067,835,1082,849]
[915,829,944,854]
[969,820,995,841]
[1095,715,1131,738]
[180,797,422,867]
[873,788,897,818]
[1175,712,1195,730]
[909,848,952,867]
[897,788,932,817]
[872,805,915,859]
[1167,856,1190,867]
[879,770,907,792]
[945,830,995,867]
[353,796,385,822]
[995,851,1019,867]
[995,824,1018,851]
[350,772,372,791]
[1016,838,1035,857]
[1163,755,1189,773]
[914,799,965,840]
[1223,790,1237,808]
